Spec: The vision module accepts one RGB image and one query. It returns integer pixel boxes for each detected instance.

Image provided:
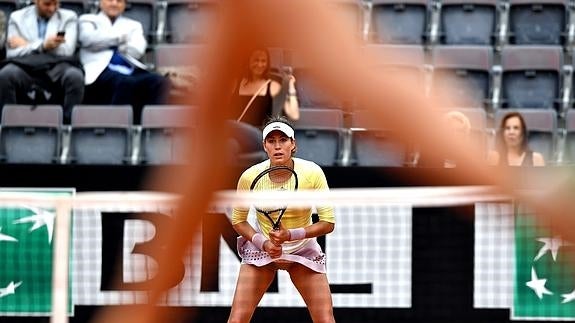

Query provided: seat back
[370,0,429,44]
[508,0,568,45]
[293,108,346,166]
[363,44,427,95]
[430,45,493,108]
[350,109,408,166]
[439,0,498,45]
[140,105,196,164]
[291,51,348,109]
[165,0,219,43]
[59,0,88,15]
[500,45,563,109]
[123,0,157,43]
[0,105,62,164]
[69,105,133,164]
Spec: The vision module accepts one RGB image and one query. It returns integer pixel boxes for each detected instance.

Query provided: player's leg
[228,263,277,323]
[288,264,335,323]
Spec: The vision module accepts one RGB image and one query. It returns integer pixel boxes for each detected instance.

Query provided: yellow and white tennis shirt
[232,157,335,252]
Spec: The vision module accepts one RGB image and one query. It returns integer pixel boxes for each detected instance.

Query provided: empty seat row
[0,104,195,165]
[365,0,575,48]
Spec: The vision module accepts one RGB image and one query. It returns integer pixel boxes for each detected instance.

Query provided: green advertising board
[514,203,575,320]
[0,189,74,316]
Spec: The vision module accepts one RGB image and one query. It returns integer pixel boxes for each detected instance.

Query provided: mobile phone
[57,31,66,37]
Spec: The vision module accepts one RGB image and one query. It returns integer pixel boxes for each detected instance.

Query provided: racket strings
[252,168,296,214]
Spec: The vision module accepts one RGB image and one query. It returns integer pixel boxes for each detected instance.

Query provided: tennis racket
[250,165,298,230]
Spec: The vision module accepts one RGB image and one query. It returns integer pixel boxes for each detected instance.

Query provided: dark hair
[243,48,271,82]
[263,115,294,130]
[263,115,296,155]
[496,112,529,154]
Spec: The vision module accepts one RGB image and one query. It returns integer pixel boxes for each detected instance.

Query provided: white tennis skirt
[237,236,327,273]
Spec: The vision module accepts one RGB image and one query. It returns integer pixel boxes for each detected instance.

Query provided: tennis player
[228,116,336,323]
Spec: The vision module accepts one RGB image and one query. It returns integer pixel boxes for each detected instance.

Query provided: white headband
[262,122,295,140]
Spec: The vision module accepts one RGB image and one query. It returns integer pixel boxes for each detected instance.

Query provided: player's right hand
[263,240,282,258]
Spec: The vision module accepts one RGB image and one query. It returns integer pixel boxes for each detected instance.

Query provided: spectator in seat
[78,0,170,123]
[417,110,473,168]
[229,48,300,167]
[487,111,545,167]
[0,0,84,122]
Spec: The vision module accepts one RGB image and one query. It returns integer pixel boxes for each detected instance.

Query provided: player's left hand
[269,222,289,245]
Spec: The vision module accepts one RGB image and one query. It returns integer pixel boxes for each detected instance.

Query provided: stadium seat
[506,0,569,46]
[122,0,157,44]
[163,0,219,43]
[349,109,409,167]
[430,45,493,109]
[292,108,348,166]
[494,108,558,163]
[362,44,427,95]
[498,45,563,110]
[327,0,367,40]
[59,0,89,16]
[369,0,429,44]
[437,0,498,45]
[0,0,19,21]
[0,105,62,164]
[139,105,195,164]
[290,51,348,109]
[67,105,133,165]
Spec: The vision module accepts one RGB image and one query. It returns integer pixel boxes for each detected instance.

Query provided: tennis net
[0,187,570,322]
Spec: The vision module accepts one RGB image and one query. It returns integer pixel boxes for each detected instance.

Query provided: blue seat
[0,105,62,164]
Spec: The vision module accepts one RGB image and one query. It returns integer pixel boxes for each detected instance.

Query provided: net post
[50,197,72,323]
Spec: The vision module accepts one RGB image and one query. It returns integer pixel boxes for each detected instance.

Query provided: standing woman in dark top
[487,112,545,166]
[229,48,300,164]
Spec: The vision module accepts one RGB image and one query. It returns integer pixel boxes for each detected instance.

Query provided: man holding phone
[0,0,84,122]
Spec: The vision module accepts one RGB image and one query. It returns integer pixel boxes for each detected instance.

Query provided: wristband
[251,233,267,250]
[288,228,306,241]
